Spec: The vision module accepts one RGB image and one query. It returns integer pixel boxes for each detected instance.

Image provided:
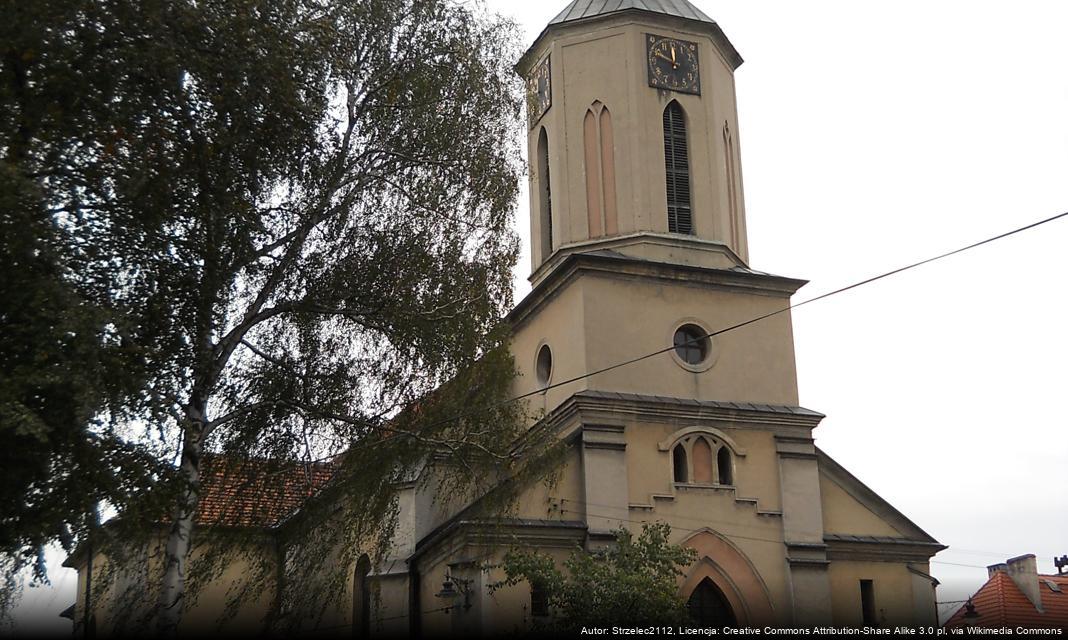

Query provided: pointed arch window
[353,555,371,638]
[584,101,618,238]
[717,445,733,485]
[663,101,692,235]
[668,432,737,487]
[537,127,553,261]
[673,445,688,483]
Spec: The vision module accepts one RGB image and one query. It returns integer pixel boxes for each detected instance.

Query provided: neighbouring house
[65,0,948,635]
[944,555,1068,630]
[63,457,335,636]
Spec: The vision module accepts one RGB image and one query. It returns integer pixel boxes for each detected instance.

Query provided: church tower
[521,0,749,284]
[494,0,945,631]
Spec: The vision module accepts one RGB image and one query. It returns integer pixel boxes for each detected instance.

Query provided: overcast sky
[489,0,1068,620]
[13,0,1067,632]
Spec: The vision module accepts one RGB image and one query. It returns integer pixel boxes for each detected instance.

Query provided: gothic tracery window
[670,434,734,486]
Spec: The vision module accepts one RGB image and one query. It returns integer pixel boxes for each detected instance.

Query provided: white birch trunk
[156,408,206,637]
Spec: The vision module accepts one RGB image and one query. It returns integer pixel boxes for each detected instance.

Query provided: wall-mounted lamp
[435,573,473,612]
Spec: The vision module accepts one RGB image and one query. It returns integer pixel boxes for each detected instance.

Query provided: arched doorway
[353,555,371,638]
[687,577,736,626]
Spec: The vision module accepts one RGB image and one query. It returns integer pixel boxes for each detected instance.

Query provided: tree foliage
[496,523,698,631]
[2,0,542,631]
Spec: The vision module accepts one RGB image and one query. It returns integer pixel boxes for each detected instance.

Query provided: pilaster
[776,436,832,625]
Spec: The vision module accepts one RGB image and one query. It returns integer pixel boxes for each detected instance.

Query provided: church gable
[816,448,936,544]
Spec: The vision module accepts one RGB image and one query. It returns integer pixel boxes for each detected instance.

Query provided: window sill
[674,482,734,490]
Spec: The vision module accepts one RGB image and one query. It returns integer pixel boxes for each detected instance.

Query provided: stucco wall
[71,531,277,636]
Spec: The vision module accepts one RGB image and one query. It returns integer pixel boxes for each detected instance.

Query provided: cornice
[412,518,587,570]
[508,250,807,331]
[824,535,947,564]
[542,390,824,437]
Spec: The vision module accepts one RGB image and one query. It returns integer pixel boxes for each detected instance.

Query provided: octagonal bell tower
[519,0,750,286]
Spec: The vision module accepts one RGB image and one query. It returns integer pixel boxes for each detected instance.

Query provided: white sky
[12,0,1067,633]
[489,0,1068,621]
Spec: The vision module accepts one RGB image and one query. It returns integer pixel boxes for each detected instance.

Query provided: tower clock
[527,56,552,126]
[646,34,701,95]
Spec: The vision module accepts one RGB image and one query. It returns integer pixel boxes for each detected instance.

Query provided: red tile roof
[194,456,335,528]
[945,572,1068,629]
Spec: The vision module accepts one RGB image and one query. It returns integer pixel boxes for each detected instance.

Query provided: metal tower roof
[549,0,715,25]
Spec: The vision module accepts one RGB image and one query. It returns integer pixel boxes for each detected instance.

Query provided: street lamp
[435,573,473,612]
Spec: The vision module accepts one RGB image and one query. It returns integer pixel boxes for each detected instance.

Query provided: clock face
[527,56,552,126]
[646,35,701,95]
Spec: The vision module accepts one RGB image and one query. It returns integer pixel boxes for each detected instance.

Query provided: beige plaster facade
[67,1,945,635]
[346,2,944,633]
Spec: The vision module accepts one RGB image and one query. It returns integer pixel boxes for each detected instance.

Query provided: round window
[673,324,710,365]
[535,344,553,386]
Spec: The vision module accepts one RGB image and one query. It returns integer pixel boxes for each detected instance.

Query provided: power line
[362,209,1068,438]
[258,211,1068,481]
[554,497,1011,570]
[510,210,1068,403]
[559,503,989,571]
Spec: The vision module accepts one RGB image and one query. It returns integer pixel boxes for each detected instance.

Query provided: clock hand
[654,51,678,68]
[670,44,676,65]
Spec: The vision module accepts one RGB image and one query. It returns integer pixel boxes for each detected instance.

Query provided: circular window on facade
[536,344,553,387]
[673,324,710,366]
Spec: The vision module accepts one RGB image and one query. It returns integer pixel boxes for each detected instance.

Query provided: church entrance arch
[679,530,776,626]
[687,577,737,626]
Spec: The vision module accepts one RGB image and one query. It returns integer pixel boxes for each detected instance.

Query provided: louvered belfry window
[663,102,693,234]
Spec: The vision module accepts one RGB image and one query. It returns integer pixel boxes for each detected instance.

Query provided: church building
[66,1,946,635]
[368,0,945,633]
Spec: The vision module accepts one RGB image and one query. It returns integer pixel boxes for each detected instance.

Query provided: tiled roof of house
[194,456,335,528]
[945,572,1068,629]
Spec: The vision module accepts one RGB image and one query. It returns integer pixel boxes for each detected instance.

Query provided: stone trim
[581,423,627,450]
[658,425,748,456]
[540,390,824,439]
[411,518,588,569]
[509,249,807,329]
[823,535,946,563]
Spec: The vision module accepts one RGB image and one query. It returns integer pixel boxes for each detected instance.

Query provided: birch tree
[2,0,539,633]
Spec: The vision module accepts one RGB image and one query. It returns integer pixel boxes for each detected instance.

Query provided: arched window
[353,555,371,638]
[584,101,618,238]
[673,445,688,483]
[692,438,714,484]
[664,429,741,487]
[717,446,733,486]
[537,127,553,261]
[663,101,692,235]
